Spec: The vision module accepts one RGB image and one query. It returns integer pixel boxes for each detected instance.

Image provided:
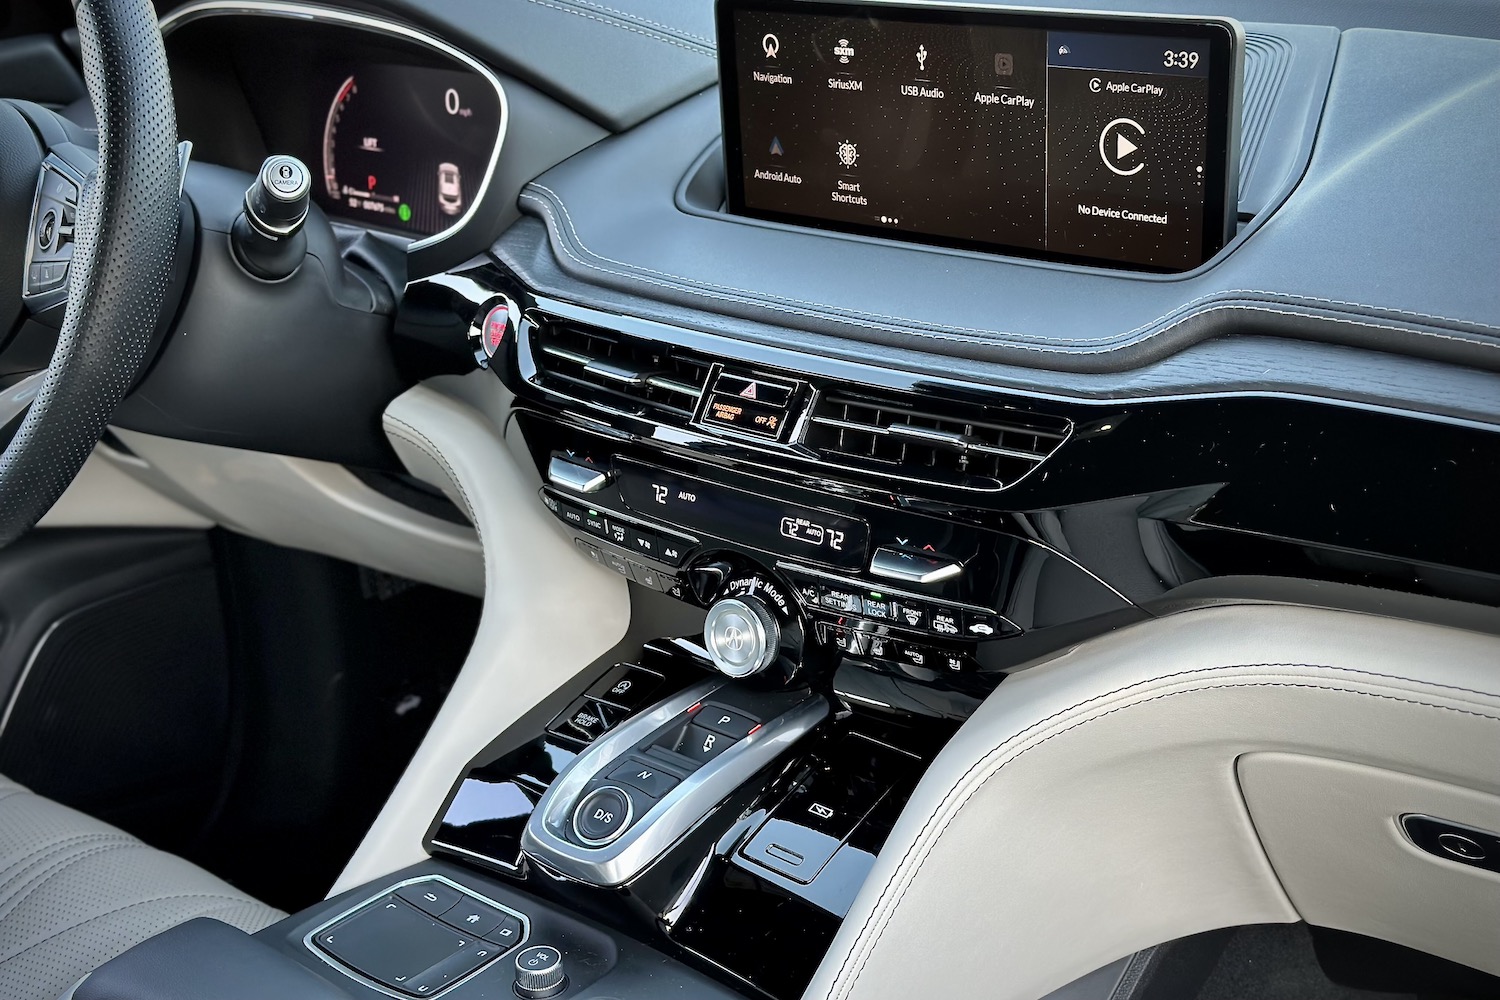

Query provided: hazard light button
[711,372,794,408]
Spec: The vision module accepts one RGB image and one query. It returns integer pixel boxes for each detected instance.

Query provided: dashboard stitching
[542,0,714,47]
[826,667,1500,1000]
[522,0,714,57]
[520,186,1500,350]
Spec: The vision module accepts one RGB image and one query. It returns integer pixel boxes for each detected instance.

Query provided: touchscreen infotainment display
[716,1,1242,272]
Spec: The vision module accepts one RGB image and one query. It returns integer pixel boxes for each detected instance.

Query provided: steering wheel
[0,0,180,548]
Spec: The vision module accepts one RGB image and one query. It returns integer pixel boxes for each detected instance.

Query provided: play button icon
[1099,118,1146,176]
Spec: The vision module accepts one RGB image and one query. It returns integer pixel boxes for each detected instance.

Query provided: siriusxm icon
[834,38,854,63]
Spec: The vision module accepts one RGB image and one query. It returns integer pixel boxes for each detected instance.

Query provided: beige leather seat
[0,775,283,1000]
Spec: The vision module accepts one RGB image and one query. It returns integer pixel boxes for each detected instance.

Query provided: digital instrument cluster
[317,61,502,237]
[165,11,505,242]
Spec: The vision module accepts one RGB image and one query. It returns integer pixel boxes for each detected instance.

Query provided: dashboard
[86,1,1500,998]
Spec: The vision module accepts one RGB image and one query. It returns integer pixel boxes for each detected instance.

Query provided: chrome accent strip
[582,360,645,385]
[522,681,828,886]
[885,423,974,449]
[539,344,590,365]
[869,546,964,585]
[301,874,531,999]
[546,456,610,494]
[644,375,703,398]
[158,1,509,253]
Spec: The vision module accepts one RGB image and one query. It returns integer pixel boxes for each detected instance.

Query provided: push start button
[572,786,633,846]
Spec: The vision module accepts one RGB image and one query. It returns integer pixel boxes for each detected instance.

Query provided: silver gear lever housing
[522,677,826,887]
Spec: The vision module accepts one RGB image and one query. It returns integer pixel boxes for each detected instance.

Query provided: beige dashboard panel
[1239,752,1500,977]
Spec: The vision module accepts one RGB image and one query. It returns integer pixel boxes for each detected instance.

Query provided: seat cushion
[0,775,284,1000]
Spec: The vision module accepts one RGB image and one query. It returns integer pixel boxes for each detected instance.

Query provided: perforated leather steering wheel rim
[0,0,180,547]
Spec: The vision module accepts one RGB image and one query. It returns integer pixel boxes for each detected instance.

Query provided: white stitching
[522,0,713,56]
[542,0,713,45]
[520,186,1500,352]
[825,664,1500,1000]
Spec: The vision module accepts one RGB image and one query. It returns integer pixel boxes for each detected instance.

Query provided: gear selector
[523,679,826,887]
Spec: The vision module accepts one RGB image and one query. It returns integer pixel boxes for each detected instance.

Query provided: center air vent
[804,389,1071,490]
[529,319,712,421]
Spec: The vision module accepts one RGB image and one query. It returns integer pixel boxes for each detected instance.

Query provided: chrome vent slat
[805,390,1071,490]
[530,320,712,421]
[644,375,703,399]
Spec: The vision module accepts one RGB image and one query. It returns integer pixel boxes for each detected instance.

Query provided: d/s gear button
[572,786,633,846]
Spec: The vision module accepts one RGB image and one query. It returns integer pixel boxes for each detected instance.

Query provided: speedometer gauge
[316,62,502,238]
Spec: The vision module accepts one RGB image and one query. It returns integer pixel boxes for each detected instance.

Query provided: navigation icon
[763,33,779,59]
[1099,117,1145,176]
[769,136,785,156]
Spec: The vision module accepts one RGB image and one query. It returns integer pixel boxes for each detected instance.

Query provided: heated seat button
[676,724,735,764]
[697,706,759,740]
[607,758,681,798]
[572,786,635,846]
[394,882,461,918]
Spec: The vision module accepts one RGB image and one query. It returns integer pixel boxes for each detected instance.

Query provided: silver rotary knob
[513,945,567,999]
[703,596,780,678]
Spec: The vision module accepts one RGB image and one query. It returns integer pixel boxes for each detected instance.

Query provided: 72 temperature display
[780,516,846,552]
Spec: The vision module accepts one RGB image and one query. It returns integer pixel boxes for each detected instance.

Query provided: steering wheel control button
[607,758,682,798]
[37,210,57,251]
[572,786,634,846]
[395,881,462,918]
[547,456,611,494]
[870,546,963,585]
[704,596,781,678]
[514,946,567,999]
[698,706,759,740]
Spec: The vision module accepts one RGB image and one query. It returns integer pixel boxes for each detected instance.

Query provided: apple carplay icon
[1099,117,1145,176]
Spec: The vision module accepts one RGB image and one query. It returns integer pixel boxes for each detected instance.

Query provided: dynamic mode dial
[703,595,780,678]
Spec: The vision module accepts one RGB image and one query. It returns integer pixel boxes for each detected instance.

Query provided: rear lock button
[572,786,633,846]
